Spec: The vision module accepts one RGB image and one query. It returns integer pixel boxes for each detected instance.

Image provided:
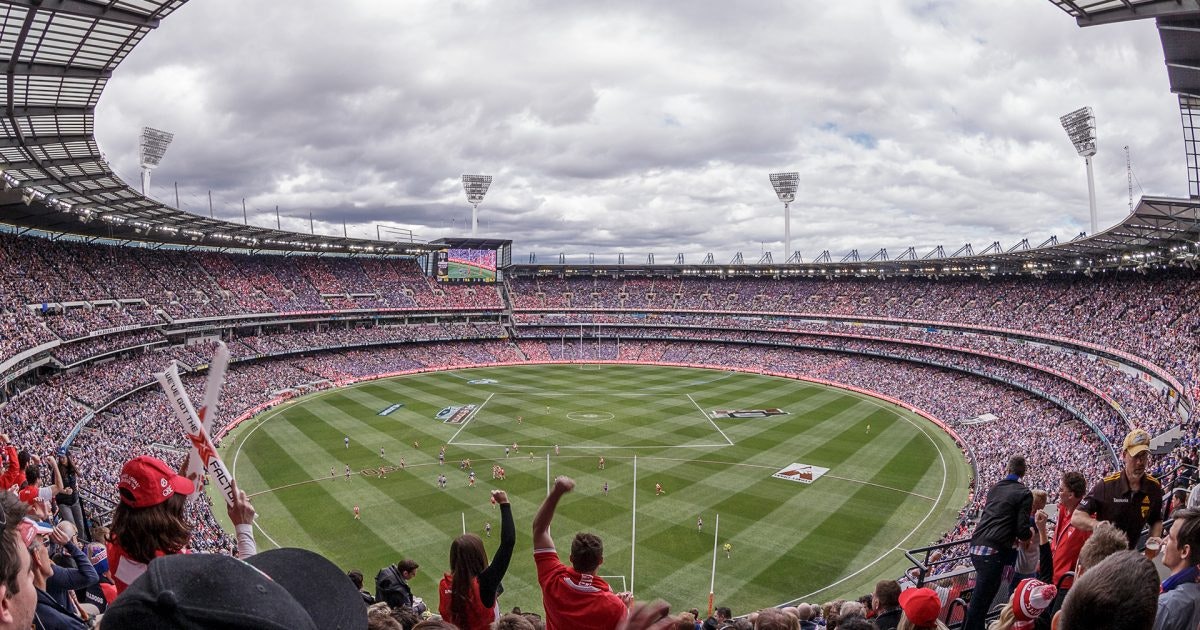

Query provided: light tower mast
[769,172,799,261]
[1060,107,1098,234]
[461,174,492,236]
[138,127,174,196]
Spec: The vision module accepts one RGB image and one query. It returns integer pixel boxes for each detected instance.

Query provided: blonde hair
[897,616,950,630]
[986,603,1015,630]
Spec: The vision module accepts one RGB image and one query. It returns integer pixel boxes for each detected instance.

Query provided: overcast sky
[94,1,1181,262]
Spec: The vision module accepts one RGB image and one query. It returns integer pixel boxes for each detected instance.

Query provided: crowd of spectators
[2,232,1200,628]
[0,233,509,367]
[508,271,1200,402]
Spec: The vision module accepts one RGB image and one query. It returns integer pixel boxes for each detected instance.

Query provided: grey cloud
[94,1,1184,260]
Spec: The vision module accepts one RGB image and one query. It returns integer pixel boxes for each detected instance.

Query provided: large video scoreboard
[430,238,512,283]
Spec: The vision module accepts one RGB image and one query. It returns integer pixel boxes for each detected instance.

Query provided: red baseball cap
[17,518,52,547]
[899,587,942,627]
[118,456,194,508]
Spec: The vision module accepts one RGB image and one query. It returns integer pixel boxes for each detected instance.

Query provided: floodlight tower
[138,126,174,196]
[769,172,799,261]
[461,174,492,236]
[1059,107,1098,234]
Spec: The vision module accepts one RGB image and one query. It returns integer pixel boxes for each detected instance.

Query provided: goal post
[599,575,627,592]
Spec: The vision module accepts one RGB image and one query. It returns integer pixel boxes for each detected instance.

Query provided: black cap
[101,549,367,630]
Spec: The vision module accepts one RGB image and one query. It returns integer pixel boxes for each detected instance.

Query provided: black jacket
[971,477,1033,551]
[376,566,415,609]
[873,607,903,630]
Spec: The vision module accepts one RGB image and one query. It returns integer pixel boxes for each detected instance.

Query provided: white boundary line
[687,394,734,445]
[447,393,494,443]
[779,395,951,606]
[822,475,937,501]
[254,521,283,549]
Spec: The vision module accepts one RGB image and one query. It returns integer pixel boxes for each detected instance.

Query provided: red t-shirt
[439,573,497,630]
[17,484,49,506]
[108,541,184,594]
[0,445,22,492]
[1051,503,1091,589]
[534,549,626,630]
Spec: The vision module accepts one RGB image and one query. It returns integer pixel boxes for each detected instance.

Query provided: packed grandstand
[1,0,1199,629]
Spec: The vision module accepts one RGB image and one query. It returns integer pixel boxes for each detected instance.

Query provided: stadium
[0,1,1197,629]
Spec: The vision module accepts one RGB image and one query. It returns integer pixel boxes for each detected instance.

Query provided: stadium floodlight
[139,126,175,195]
[1059,107,1098,234]
[769,172,799,261]
[462,174,492,236]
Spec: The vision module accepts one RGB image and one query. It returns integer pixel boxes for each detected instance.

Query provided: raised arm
[46,453,64,496]
[533,476,575,550]
[478,491,514,607]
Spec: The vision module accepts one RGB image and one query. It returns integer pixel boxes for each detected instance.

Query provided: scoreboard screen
[437,248,497,283]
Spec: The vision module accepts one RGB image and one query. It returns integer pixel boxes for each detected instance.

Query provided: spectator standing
[963,456,1033,630]
[438,490,514,630]
[1010,490,1048,592]
[1072,429,1164,552]
[532,476,629,630]
[0,436,22,493]
[1050,472,1090,590]
[1153,506,1200,630]
[53,450,84,540]
[18,459,63,509]
[1034,472,1090,630]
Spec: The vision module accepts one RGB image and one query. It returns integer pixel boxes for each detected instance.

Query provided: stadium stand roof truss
[0,0,440,255]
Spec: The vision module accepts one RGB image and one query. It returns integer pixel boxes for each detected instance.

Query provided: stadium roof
[0,0,438,254]
[0,0,1197,269]
[1046,0,1200,25]
[511,196,1200,275]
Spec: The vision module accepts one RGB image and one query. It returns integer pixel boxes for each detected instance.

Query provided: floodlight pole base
[471,203,479,236]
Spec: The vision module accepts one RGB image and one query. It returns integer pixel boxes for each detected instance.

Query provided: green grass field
[218,364,971,613]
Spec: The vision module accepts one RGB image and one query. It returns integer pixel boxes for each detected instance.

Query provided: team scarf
[1161,565,1199,594]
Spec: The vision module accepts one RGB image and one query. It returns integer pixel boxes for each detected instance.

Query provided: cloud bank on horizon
[94,0,1182,261]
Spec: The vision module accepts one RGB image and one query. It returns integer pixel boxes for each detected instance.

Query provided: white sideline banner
[772,463,830,484]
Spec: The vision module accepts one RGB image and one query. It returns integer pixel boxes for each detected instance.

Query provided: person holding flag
[107,456,256,594]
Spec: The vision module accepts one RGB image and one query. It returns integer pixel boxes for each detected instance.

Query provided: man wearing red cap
[1072,428,1164,552]
[898,587,947,629]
